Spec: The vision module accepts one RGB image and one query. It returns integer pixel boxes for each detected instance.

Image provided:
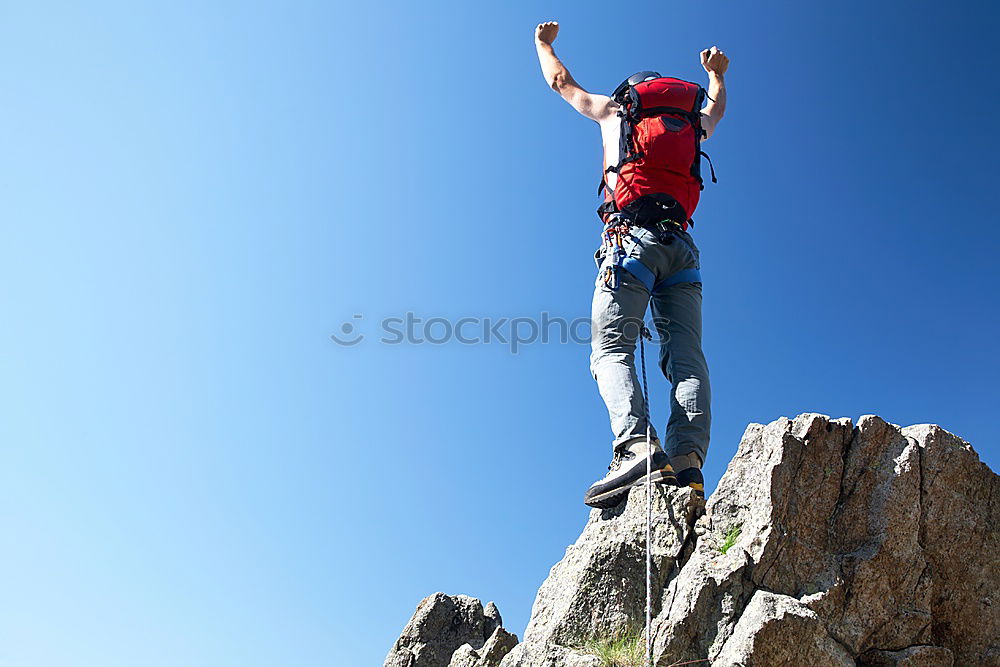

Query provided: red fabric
[632,77,701,111]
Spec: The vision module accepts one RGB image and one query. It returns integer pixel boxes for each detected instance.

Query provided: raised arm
[699,46,729,140]
[534,21,616,123]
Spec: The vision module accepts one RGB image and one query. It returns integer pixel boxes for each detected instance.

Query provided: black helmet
[612,70,661,100]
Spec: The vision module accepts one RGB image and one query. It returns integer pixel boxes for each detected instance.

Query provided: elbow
[548,72,568,92]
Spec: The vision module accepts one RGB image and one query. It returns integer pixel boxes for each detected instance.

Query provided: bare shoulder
[591,95,619,123]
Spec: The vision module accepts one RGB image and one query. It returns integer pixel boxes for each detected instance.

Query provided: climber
[533,21,728,508]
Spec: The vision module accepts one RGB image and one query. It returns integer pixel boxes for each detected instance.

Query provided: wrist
[707,71,724,81]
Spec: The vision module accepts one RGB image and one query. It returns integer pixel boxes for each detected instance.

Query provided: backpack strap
[597,164,618,195]
[699,150,718,184]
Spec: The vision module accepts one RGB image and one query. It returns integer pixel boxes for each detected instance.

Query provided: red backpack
[598,72,717,226]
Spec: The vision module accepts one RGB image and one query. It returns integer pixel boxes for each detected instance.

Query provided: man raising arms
[534,20,729,507]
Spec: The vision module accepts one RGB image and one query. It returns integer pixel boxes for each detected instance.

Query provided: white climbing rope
[638,325,653,667]
[645,423,652,667]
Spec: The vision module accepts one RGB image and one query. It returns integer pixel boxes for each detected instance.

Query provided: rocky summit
[385,414,999,666]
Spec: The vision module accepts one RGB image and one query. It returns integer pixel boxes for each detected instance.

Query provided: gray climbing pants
[590,224,711,462]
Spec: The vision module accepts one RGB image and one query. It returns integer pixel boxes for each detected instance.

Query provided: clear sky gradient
[2,1,998,665]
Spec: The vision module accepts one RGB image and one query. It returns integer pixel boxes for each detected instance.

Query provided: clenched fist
[535,21,559,45]
[700,46,729,76]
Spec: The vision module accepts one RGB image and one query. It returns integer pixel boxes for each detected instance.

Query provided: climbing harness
[638,324,654,667]
[599,216,702,294]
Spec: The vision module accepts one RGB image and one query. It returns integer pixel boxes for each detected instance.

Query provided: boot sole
[584,469,677,509]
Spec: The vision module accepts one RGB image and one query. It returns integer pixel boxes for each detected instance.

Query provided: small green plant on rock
[582,627,646,667]
[719,524,742,555]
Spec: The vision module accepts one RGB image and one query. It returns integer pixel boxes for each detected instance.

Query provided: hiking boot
[584,437,676,509]
[675,467,705,500]
[671,453,705,500]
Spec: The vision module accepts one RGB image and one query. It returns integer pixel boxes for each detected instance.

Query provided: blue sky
[1,1,998,665]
